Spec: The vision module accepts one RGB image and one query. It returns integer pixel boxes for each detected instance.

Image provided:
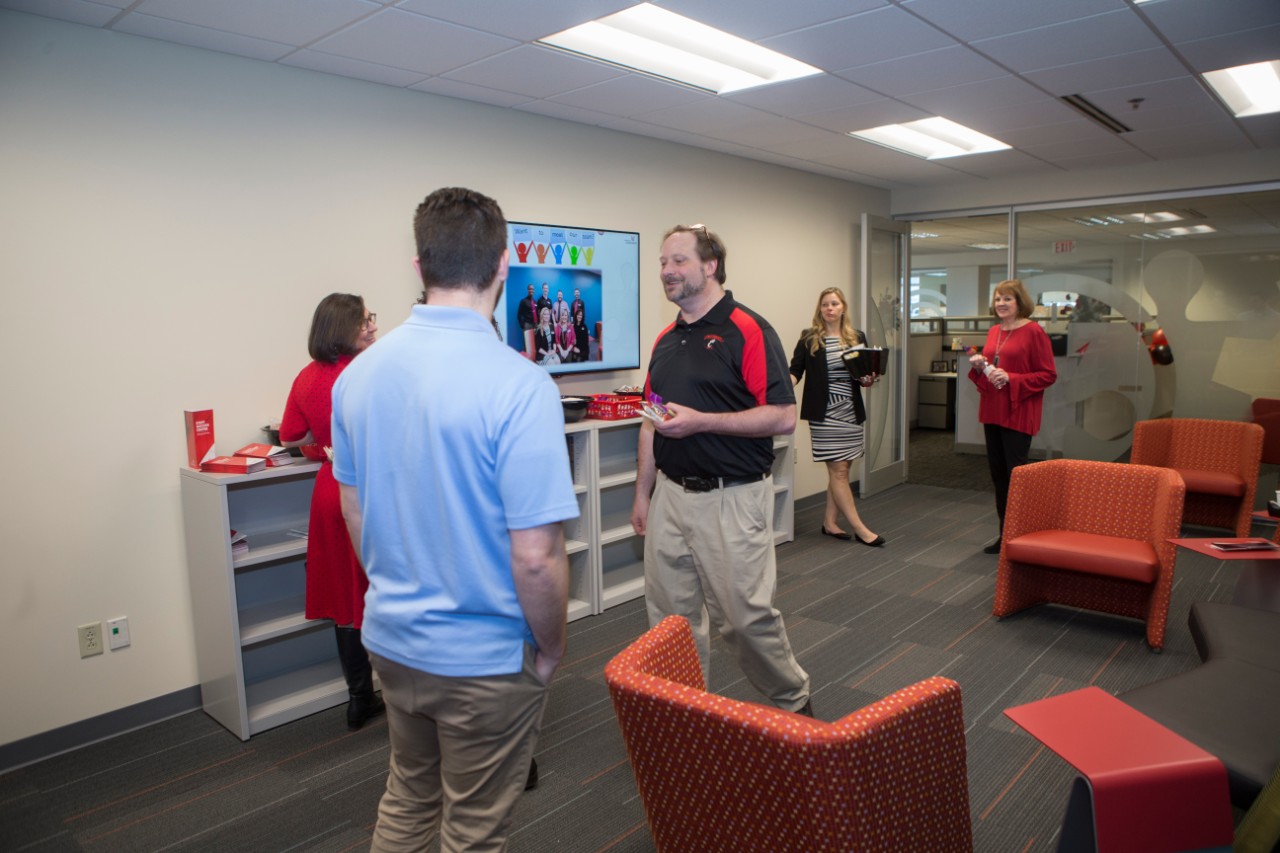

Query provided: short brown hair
[413,187,507,297]
[663,224,727,284]
[991,279,1034,319]
[308,293,366,363]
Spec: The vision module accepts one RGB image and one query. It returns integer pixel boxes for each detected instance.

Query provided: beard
[663,270,707,303]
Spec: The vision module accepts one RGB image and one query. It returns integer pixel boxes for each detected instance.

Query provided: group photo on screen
[506,266,603,366]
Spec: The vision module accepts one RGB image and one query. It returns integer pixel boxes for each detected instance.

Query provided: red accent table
[1004,686,1233,853]
[1170,537,1280,613]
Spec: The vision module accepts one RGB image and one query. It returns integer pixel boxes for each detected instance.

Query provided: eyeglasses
[361,313,377,329]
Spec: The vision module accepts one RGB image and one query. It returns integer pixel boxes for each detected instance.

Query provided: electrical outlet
[78,622,103,658]
[107,616,131,650]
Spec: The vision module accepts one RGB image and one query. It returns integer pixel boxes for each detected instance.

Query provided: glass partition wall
[908,186,1280,464]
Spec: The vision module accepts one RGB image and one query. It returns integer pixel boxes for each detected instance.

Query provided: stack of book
[234,443,294,467]
[201,456,266,474]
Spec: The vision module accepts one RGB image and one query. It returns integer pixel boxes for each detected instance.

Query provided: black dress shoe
[821,527,853,540]
[794,700,815,718]
[983,537,1002,554]
[855,533,886,547]
[524,759,538,791]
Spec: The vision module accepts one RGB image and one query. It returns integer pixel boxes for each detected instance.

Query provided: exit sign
[1054,241,1076,254]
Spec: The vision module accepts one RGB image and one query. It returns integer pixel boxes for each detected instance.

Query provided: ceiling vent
[1060,94,1132,134]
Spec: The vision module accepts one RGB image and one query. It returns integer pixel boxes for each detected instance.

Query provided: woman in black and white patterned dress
[789,288,885,546]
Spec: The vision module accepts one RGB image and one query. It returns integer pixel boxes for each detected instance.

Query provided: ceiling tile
[724,74,881,115]
[943,150,1063,180]
[280,50,428,87]
[1084,77,1229,132]
[1022,49,1191,97]
[931,95,1081,134]
[394,0,635,41]
[901,75,1050,116]
[1123,120,1255,158]
[545,75,708,118]
[511,99,619,126]
[997,119,1121,149]
[973,10,1164,73]
[131,0,380,45]
[762,6,955,72]
[0,0,122,26]
[901,0,1128,43]
[701,117,835,149]
[1173,24,1280,73]
[836,45,1008,97]
[1140,0,1280,43]
[408,77,533,109]
[799,99,932,134]
[655,0,887,40]
[310,7,517,76]
[628,97,775,136]
[1018,134,1136,160]
[440,45,623,99]
[113,13,294,61]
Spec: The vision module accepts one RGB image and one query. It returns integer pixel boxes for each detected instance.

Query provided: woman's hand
[968,353,987,370]
[857,372,876,387]
[987,367,1009,389]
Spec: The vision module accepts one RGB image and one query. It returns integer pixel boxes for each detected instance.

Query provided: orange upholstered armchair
[604,616,973,853]
[1130,418,1263,537]
[993,459,1185,651]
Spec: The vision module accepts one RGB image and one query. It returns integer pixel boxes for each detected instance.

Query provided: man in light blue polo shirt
[332,186,578,852]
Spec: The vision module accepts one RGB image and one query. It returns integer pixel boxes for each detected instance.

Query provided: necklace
[993,323,1016,366]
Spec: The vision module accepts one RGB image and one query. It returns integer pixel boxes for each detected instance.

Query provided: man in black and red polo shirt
[630,224,812,717]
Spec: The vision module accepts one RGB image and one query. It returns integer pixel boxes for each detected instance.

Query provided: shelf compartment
[598,423,640,479]
[242,624,344,736]
[599,482,637,537]
[567,549,594,623]
[601,535,645,609]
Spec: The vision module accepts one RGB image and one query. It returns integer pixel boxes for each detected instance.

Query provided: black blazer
[789,329,868,425]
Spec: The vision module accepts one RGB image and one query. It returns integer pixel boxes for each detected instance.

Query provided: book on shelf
[233,442,294,467]
[230,529,248,556]
[184,408,216,469]
[200,455,265,475]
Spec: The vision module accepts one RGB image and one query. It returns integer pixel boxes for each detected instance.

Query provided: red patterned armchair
[993,459,1185,651]
[604,615,973,853]
[1131,418,1263,537]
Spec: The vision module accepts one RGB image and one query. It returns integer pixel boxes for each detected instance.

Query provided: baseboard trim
[0,685,202,775]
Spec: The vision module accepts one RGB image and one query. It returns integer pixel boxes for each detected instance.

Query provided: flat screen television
[496,221,641,377]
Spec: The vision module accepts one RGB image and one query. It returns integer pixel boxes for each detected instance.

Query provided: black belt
[668,472,767,493]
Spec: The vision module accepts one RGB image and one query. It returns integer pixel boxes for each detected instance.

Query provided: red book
[185,409,216,469]
[234,443,294,467]
[200,455,265,474]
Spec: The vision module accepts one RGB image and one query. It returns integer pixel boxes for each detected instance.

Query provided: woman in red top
[968,280,1057,554]
[280,293,382,730]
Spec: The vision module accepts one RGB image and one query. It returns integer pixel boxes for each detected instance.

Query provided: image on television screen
[496,222,641,377]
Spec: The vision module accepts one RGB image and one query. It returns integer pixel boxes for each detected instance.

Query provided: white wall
[0,12,888,747]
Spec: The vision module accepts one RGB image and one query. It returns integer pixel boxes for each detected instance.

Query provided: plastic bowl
[561,396,590,423]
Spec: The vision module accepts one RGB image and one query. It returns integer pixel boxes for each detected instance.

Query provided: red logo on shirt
[703,334,724,349]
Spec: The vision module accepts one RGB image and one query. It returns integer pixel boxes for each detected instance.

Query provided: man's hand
[652,402,703,439]
[631,491,650,536]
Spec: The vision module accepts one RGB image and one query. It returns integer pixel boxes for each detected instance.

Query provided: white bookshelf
[180,422,795,738]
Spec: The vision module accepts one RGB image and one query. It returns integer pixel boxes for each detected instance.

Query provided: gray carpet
[1,483,1249,852]
[908,428,993,492]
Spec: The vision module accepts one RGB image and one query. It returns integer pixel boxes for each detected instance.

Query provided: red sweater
[969,322,1057,436]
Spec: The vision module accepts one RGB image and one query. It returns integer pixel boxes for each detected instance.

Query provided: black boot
[335,626,384,731]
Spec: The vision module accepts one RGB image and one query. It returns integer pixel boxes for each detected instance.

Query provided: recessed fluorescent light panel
[1203,60,1280,117]
[967,243,1008,250]
[537,4,821,94]
[849,117,1011,159]
[1156,225,1217,237]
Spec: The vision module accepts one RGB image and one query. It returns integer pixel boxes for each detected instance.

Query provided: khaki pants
[644,472,810,711]
[369,646,548,853]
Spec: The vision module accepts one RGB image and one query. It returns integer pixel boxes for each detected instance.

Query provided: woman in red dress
[967,279,1057,554]
[280,293,382,730]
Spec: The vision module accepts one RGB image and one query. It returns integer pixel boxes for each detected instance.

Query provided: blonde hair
[807,287,862,354]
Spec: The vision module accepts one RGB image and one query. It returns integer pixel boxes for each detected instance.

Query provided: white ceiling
[7,0,1280,190]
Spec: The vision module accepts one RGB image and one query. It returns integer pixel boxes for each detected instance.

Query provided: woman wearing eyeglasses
[280,293,382,730]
